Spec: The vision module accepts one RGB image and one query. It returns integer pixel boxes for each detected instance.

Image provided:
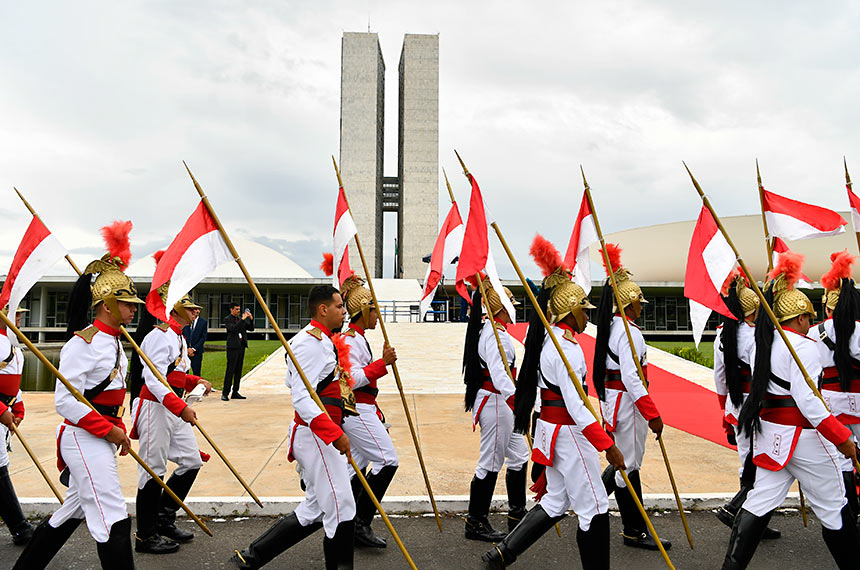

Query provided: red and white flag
[684,206,736,347]
[762,188,846,240]
[847,185,860,232]
[563,192,599,294]
[419,202,464,319]
[146,201,233,322]
[0,216,67,315]
[454,174,516,322]
[332,186,357,288]
[772,238,813,288]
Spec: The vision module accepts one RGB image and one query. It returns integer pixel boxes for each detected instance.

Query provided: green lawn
[198,340,282,390]
[647,340,715,369]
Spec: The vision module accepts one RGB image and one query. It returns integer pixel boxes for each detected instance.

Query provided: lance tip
[454,150,469,177]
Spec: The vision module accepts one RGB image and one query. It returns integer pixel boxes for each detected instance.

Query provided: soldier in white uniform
[726,252,859,570]
[816,250,860,523]
[463,275,529,542]
[232,285,356,569]
[483,240,625,570]
[339,275,398,548]
[14,248,143,570]
[129,284,211,554]
[0,306,34,546]
[713,272,779,538]
[592,244,670,551]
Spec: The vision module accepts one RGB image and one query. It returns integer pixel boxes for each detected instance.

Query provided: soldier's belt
[354,386,379,397]
[0,392,16,407]
[760,395,812,428]
[92,403,125,419]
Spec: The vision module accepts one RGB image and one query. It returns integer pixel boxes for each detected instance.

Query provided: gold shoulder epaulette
[562,329,578,344]
[494,321,506,332]
[74,325,99,344]
[155,322,170,332]
[343,328,356,337]
[306,327,323,341]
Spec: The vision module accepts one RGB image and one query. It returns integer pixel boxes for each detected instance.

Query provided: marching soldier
[482,236,625,569]
[592,244,670,551]
[817,250,860,523]
[463,274,529,541]
[232,285,355,569]
[129,281,212,554]
[339,274,399,548]
[14,228,142,570]
[0,305,34,546]
[726,252,858,569]
[713,271,780,538]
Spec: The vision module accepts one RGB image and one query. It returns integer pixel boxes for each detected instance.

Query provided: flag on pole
[563,191,599,294]
[332,186,357,288]
[146,201,233,322]
[684,206,736,347]
[419,202,464,319]
[772,237,813,288]
[0,216,67,315]
[847,185,860,232]
[454,174,516,322]
[762,188,847,240]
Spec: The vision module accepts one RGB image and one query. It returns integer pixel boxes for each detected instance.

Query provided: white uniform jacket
[472,318,516,427]
[816,318,860,425]
[342,324,388,409]
[0,330,25,420]
[713,322,755,426]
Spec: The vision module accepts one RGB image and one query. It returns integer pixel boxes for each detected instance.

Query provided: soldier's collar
[166,317,184,335]
[0,329,6,337]
[349,323,365,336]
[94,319,121,337]
[492,316,508,329]
[310,320,333,338]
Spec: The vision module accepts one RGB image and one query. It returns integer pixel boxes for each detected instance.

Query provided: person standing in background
[222,303,254,401]
[184,307,207,376]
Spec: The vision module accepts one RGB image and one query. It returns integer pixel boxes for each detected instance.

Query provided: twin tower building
[339,32,439,280]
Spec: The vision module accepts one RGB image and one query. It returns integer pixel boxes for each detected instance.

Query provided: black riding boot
[466,472,507,542]
[821,504,860,570]
[481,504,565,569]
[231,513,322,569]
[576,513,610,570]
[354,465,397,548]
[323,519,355,570]
[842,471,859,522]
[722,508,772,570]
[157,468,199,543]
[505,466,527,532]
[0,465,33,545]
[616,470,671,551]
[716,477,781,539]
[97,516,134,570]
[12,516,82,570]
[135,477,178,554]
[601,465,617,497]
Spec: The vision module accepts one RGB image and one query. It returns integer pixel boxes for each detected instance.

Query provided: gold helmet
[820,250,856,311]
[768,251,815,322]
[84,221,145,315]
[0,305,29,316]
[153,281,202,321]
[722,268,759,318]
[341,274,376,323]
[529,234,594,330]
[477,274,520,317]
[602,243,646,312]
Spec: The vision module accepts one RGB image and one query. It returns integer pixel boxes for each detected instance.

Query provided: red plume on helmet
[100,220,133,270]
[602,243,623,276]
[720,267,741,296]
[320,253,334,277]
[821,250,856,291]
[331,333,354,388]
[767,251,804,290]
[529,234,565,276]
[152,250,166,264]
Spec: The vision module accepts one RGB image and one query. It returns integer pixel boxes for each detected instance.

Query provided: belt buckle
[116,405,125,418]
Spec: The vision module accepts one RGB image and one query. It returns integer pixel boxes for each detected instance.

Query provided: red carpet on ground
[507,323,733,449]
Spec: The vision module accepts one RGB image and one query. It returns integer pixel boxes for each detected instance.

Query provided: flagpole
[183,161,417,569]
[455,151,675,570]
[756,160,775,272]
[0,311,213,536]
[685,162,860,475]
[581,166,694,550]
[845,158,860,255]
[13,187,264,508]
[332,156,443,533]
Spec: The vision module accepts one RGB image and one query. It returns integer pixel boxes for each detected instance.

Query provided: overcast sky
[2,1,860,281]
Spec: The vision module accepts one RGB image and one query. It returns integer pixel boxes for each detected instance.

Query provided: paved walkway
[7,322,769,505]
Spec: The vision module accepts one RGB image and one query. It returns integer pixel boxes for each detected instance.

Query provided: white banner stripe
[7,235,67,315]
[766,210,846,240]
[164,230,233,314]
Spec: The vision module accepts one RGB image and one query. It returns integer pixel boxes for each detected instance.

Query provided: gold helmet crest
[341,274,376,323]
[820,250,856,311]
[473,274,519,317]
[602,243,646,312]
[768,251,815,322]
[529,234,594,330]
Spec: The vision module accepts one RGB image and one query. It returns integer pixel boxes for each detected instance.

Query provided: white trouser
[50,425,127,542]
[539,423,609,532]
[472,391,529,479]
[735,428,751,478]
[291,422,356,538]
[744,429,848,529]
[133,398,202,488]
[609,393,647,488]
[343,403,398,476]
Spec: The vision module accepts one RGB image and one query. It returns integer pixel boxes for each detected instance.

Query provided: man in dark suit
[223,302,254,401]
[183,307,207,376]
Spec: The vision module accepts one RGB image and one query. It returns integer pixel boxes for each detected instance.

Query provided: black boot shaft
[722,508,771,570]
[97,517,134,570]
[576,513,610,570]
[234,513,321,569]
[481,505,565,568]
[158,468,200,542]
[0,465,28,537]
[821,504,860,570]
[323,519,355,570]
[135,477,163,538]
[355,465,397,524]
[12,516,82,570]
[469,472,499,519]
